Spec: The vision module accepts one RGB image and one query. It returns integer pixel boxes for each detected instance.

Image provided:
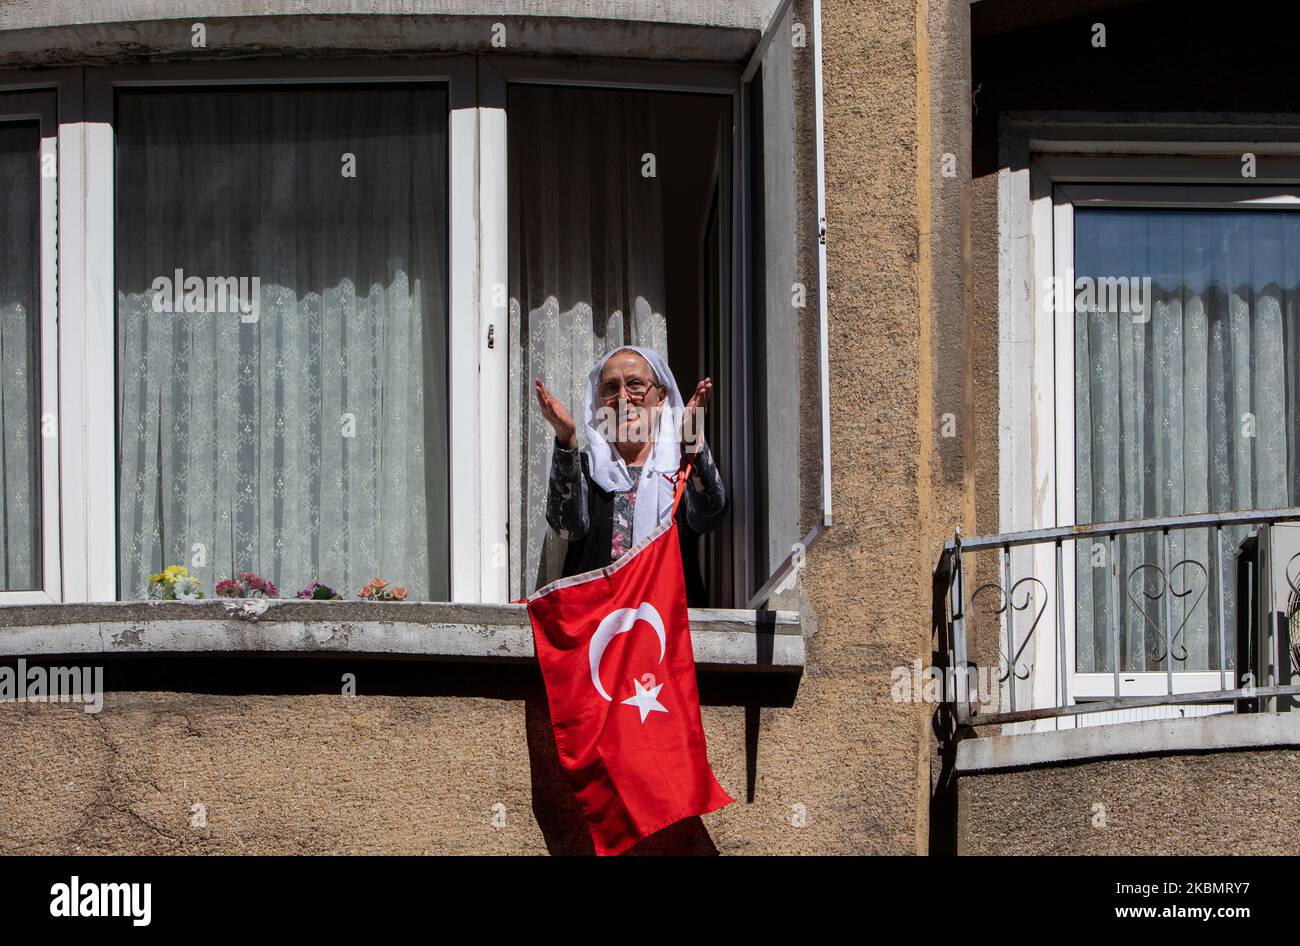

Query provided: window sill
[955,712,1300,774]
[0,600,803,673]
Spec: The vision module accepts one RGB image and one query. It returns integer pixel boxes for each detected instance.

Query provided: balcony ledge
[956,711,1300,774]
[0,600,804,673]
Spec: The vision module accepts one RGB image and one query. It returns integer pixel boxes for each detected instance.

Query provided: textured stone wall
[959,747,1300,856]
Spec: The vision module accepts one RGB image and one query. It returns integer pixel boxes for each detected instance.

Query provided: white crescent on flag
[588,602,666,701]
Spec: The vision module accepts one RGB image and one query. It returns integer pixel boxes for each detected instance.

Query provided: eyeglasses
[598,376,659,403]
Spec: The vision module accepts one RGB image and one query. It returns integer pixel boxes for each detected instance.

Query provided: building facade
[0,0,1296,856]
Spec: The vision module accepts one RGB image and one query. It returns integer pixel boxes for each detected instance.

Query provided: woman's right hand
[534,378,577,449]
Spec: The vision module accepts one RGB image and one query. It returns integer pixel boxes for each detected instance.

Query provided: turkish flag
[528,512,733,856]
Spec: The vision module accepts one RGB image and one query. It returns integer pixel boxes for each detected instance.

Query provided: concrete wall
[5,688,561,855]
[0,0,775,31]
[0,0,956,855]
[0,666,797,855]
[0,0,779,65]
[9,0,1292,858]
[807,0,949,854]
[920,0,978,854]
[960,731,1300,856]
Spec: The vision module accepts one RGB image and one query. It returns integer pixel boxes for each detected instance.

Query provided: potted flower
[358,578,408,602]
[214,571,278,598]
[297,581,342,601]
[147,565,205,601]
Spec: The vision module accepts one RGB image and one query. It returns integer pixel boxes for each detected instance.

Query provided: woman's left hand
[683,377,713,450]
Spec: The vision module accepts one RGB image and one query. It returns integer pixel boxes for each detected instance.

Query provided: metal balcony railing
[934,508,1300,728]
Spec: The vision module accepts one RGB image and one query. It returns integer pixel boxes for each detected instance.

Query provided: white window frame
[1013,140,1300,717]
[0,82,61,604]
[485,8,833,609]
[11,17,831,608]
[67,57,752,606]
[477,55,748,603]
[76,58,478,602]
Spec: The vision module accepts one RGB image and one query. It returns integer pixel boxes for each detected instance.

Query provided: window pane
[1074,207,1300,672]
[116,86,449,600]
[0,122,41,591]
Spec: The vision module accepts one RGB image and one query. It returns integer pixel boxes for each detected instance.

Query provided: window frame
[479,54,748,604]
[0,83,60,604]
[482,8,832,609]
[8,27,832,609]
[1019,145,1300,715]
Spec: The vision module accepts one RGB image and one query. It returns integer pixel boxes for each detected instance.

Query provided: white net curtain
[115,86,450,600]
[507,85,671,598]
[1074,208,1300,672]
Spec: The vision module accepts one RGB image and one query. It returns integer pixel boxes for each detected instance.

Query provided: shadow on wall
[928,551,965,856]
[523,691,719,856]
[22,655,800,855]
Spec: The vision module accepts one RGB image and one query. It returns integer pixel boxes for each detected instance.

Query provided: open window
[496,0,831,609]
[503,80,734,601]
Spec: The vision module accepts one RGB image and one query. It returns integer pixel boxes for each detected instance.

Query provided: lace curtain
[0,123,39,590]
[1075,208,1300,672]
[115,87,449,600]
[507,86,669,598]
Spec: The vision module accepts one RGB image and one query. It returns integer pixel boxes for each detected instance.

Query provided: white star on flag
[621,677,669,724]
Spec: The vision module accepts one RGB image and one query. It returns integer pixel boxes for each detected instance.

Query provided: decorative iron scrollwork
[1126,559,1208,664]
[972,577,1046,682]
[1286,552,1300,678]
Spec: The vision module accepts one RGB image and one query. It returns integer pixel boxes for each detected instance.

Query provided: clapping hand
[534,379,577,449]
[682,377,712,452]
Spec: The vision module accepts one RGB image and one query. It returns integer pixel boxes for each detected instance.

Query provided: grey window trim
[742,0,832,610]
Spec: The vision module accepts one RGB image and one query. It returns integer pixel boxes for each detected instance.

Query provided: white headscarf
[582,345,684,546]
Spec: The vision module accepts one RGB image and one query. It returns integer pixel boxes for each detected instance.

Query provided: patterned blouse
[546,438,726,558]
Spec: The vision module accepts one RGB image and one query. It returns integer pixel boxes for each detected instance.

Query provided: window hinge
[818,216,827,246]
[487,323,495,349]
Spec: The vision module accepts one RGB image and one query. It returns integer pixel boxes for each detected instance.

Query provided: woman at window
[534,346,726,605]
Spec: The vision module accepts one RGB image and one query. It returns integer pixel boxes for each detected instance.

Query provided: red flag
[527,486,733,856]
